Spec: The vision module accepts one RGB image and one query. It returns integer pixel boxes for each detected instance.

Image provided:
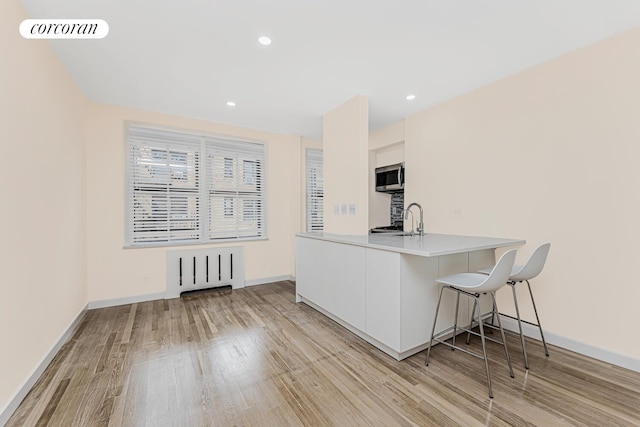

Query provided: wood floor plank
[120,303,137,344]
[6,281,640,426]
[35,378,70,427]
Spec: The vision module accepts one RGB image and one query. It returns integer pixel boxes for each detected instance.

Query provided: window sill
[123,236,268,249]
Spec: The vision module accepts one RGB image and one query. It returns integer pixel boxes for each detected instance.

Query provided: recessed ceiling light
[406,94,416,101]
[226,101,236,107]
[258,35,272,46]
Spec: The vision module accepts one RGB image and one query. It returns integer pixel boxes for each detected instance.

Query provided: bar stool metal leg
[511,282,529,369]
[425,286,446,366]
[466,297,477,345]
[475,294,493,398]
[451,291,461,350]
[466,293,498,345]
[527,280,550,357]
[492,292,514,378]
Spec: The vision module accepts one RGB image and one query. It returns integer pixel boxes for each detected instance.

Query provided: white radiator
[166,247,244,298]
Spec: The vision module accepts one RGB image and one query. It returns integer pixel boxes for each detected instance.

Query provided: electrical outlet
[453,208,463,217]
[341,204,347,215]
[349,204,357,215]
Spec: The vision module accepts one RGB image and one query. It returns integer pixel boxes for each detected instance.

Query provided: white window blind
[128,126,201,244]
[126,124,266,246]
[205,136,265,240]
[305,148,323,232]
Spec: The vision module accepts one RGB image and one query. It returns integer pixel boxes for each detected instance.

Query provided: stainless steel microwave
[375,162,404,192]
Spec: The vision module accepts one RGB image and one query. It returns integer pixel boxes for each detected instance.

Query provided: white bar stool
[425,249,517,399]
[476,243,551,369]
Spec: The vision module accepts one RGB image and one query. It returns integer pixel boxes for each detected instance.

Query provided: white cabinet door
[331,243,366,330]
[400,254,439,351]
[296,237,328,305]
[365,249,401,351]
[296,237,366,331]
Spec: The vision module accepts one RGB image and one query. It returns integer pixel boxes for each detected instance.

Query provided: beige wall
[323,96,369,234]
[0,0,87,414]
[85,103,301,302]
[369,120,404,151]
[405,27,640,360]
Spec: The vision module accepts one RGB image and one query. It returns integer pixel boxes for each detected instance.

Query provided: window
[305,148,323,232]
[127,124,266,245]
[205,136,264,240]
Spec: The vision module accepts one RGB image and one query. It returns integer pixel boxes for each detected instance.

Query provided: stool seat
[436,272,492,289]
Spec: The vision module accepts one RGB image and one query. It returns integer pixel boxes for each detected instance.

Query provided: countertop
[296,232,525,257]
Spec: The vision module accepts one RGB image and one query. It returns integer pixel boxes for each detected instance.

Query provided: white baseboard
[0,304,88,427]
[244,275,295,287]
[87,292,167,309]
[500,316,640,373]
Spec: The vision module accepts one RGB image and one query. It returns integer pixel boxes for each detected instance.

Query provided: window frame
[124,123,268,248]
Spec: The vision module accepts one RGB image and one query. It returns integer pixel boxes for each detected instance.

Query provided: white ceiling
[20,0,640,139]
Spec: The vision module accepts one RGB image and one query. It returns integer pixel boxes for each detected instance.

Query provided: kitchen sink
[369,227,426,237]
[380,231,422,237]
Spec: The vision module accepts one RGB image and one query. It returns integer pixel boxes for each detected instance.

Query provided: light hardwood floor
[7,281,640,426]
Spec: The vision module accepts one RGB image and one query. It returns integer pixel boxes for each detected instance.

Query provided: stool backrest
[510,243,551,282]
[475,249,517,293]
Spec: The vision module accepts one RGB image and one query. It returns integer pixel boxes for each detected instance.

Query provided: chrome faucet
[404,202,424,236]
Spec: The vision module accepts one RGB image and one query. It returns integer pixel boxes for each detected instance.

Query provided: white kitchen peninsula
[295,232,525,360]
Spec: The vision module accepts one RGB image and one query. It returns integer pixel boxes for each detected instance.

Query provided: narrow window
[305,148,323,232]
